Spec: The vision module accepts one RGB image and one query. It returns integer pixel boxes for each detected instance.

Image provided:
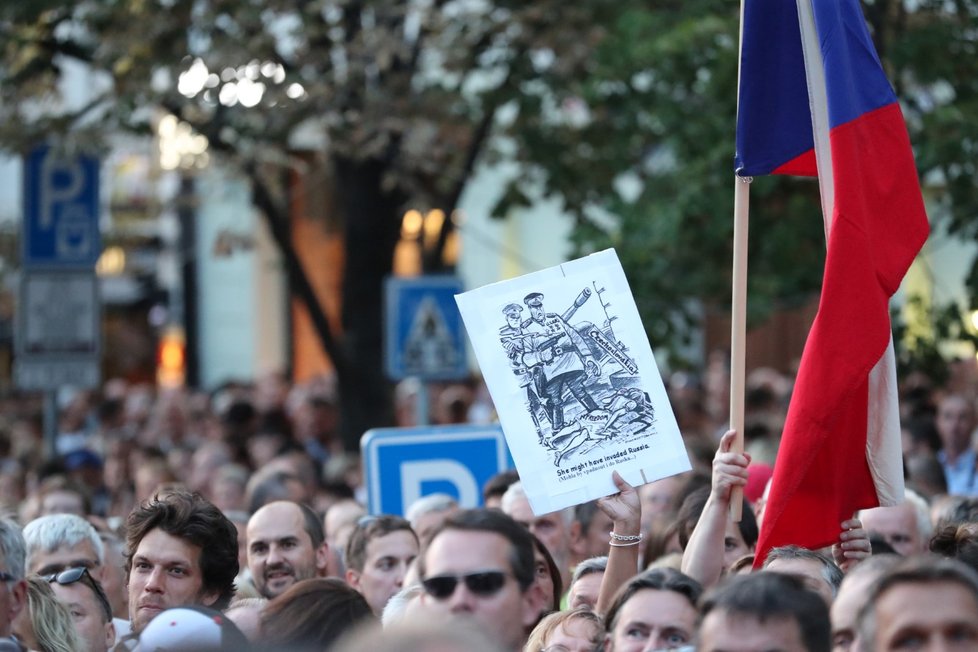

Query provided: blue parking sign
[384,275,467,380]
[23,145,101,268]
[362,424,514,516]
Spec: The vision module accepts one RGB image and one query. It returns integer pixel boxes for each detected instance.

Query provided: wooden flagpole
[729,0,751,521]
[729,175,750,521]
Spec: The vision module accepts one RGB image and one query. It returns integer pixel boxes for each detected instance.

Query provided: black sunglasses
[421,570,510,600]
[43,567,113,622]
[43,566,92,585]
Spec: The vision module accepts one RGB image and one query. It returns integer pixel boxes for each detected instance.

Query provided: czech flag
[736,0,930,564]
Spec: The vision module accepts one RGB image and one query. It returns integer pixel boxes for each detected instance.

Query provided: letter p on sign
[362,425,514,516]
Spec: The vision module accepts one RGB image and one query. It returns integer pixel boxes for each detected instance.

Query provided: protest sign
[456,249,690,514]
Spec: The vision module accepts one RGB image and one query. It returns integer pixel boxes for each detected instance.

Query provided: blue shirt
[938,447,978,496]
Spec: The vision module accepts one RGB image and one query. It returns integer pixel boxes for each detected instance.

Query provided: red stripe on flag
[754,102,928,564]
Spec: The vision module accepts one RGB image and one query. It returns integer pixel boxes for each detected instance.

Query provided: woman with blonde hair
[12,577,83,652]
[525,608,603,652]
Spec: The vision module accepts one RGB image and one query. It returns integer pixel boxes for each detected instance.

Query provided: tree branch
[425,104,497,270]
[246,163,353,380]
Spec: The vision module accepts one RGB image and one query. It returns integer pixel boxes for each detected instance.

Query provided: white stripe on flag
[796,0,835,239]
[866,336,906,506]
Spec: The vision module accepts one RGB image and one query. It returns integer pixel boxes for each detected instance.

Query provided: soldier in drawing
[499,303,546,438]
[519,292,600,432]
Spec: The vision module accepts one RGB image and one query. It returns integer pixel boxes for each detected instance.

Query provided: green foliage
[499,1,825,364]
[892,295,978,386]
[502,0,978,365]
[881,0,978,304]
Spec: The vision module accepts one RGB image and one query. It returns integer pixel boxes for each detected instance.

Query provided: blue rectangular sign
[23,145,101,268]
[384,275,467,380]
[362,424,514,516]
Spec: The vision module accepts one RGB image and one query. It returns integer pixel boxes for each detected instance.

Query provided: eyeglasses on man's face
[43,566,113,621]
[421,569,511,600]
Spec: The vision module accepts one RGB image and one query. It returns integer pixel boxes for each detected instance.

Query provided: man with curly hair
[123,491,238,634]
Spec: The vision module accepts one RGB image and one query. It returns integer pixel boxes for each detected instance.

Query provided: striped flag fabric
[735,0,930,563]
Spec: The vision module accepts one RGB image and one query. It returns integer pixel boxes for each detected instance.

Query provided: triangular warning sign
[402,296,459,375]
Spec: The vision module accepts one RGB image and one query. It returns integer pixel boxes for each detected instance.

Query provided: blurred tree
[0,0,975,445]
[0,0,628,449]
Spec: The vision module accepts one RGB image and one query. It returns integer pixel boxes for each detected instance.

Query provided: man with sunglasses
[22,514,132,641]
[45,567,115,652]
[418,509,545,652]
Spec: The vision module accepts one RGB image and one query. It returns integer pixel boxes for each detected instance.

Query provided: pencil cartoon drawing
[497,283,655,467]
[457,249,690,512]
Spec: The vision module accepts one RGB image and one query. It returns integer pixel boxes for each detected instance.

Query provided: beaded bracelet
[608,539,642,548]
[609,531,643,543]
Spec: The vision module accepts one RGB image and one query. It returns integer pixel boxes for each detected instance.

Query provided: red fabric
[753,103,929,565]
[745,463,774,503]
[772,149,817,177]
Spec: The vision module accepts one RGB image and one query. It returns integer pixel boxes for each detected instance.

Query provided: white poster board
[456,249,690,515]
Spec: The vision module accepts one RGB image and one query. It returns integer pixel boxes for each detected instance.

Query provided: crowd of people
[0,357,978,651]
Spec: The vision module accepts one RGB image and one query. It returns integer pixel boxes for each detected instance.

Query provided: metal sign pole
[44,391,58,459]
[416,382,430,426]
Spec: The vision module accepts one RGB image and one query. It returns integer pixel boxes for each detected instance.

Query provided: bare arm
[680,429,749,589]
[595,470,641,616]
